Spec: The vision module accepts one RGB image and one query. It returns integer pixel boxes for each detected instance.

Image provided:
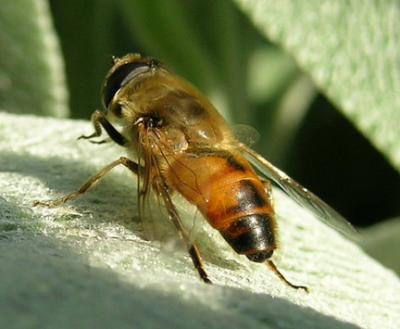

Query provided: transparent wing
[136,129,176,242]
[239,143,357,238]
[136,129,210,282]
[232,124,260,147]
[136,126,202,243]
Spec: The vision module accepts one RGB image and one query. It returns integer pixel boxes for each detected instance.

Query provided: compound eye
[102,61,149,109]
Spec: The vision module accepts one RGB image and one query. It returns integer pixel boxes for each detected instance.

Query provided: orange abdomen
[167,149,277,262]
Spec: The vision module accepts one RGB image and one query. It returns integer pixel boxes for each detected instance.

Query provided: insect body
[35,54,352,290]
[169,149,276,261]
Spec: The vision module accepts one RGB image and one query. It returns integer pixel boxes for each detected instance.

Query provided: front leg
[78,110,129,146]
[33,157,139,207]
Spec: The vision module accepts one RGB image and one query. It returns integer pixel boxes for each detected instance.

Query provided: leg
[155,179,211,284]
[78,110,128,146]
[266,260,309,292]
[33,157,139,207]
[188,245,212,284]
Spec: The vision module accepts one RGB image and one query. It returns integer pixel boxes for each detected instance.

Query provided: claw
[78,134,108,144]
[89,139,108,144]
[78,133,97,140]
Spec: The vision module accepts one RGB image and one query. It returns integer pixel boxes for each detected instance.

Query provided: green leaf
[50,0,118,119]
[117,0,219,92]
[0,0,68,117]
[1,112,400,328]
[361,218,400,275]
[234,0,400,171]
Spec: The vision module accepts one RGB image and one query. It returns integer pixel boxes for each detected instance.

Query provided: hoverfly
[34,53,353,291]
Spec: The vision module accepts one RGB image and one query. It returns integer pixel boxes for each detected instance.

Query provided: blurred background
[1,1,399,272]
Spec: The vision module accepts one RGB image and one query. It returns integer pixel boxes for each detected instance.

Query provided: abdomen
[167,149,277,262]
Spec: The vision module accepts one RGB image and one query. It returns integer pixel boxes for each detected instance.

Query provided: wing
[137,125,211,282]
[239,143,357,238]
[136,127,177,242]
[232,124,260,147]
[136,124,202,243]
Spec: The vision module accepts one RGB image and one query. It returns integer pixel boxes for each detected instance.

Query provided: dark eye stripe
[102,62,149,109]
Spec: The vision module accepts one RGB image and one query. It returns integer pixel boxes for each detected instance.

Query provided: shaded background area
[48,0,399,227]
